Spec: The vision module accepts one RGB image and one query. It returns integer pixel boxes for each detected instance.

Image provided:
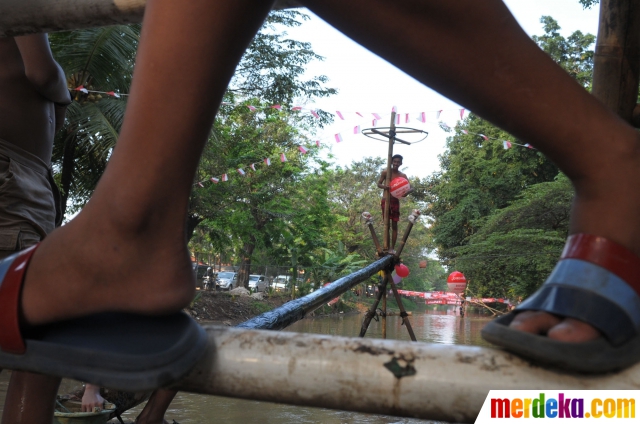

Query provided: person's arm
[14,33,71,106]
[377,172,388,190]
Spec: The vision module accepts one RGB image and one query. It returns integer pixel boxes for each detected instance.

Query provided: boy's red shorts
[381,197,400,222]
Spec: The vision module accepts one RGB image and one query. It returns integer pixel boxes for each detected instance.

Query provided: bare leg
[18,0,275,326]
[1,372,60,424]
[301,0,640,341]
[135,389,177,424]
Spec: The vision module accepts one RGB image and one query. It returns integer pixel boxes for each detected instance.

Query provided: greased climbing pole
[360,111,428,341]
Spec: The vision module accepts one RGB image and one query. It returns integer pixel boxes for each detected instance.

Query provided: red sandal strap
[0,244,39,354]
[561,234,640,297]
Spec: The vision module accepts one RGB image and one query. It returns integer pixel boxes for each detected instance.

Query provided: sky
[284,1,601,180]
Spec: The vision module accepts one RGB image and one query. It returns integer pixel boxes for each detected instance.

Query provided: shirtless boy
[377,154,412,253]
[0,33,70,424]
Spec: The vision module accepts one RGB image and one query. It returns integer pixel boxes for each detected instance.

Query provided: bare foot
[510,311,601,343]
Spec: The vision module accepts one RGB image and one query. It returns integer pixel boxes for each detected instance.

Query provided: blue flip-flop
[481,234,640,373]
[0,244,207,391]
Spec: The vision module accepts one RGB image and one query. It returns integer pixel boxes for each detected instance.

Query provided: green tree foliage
[427,116,559,258]
[50,26,140,216]
[427,17,594,298]
[578,0,599,9]
[532,16,596,89]
[451,174,572,298]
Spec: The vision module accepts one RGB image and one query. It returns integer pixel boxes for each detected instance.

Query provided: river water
[0,307,493,423]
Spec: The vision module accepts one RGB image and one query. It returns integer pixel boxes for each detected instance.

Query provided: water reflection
[0,308,491,423]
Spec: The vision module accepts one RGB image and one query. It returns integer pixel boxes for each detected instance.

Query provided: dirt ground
[185,289,293,326]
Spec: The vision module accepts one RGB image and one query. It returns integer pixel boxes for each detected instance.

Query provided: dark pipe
[238,256,394,330]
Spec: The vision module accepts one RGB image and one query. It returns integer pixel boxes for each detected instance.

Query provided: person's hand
[81,384,105,412]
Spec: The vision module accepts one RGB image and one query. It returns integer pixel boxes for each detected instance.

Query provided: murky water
[0,307,492,423]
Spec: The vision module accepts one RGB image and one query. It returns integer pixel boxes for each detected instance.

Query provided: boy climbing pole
[377,154,412,254]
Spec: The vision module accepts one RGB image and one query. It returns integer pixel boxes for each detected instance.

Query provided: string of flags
[70,85,535,186]
[458,129,536,150]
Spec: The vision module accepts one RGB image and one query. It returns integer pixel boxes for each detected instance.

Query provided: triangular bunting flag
[222,174,228,182]
[264,158,271,166]
[336,111,344,120]
[503,140,512,149]
[210,177,219,183]
[280,153,287,162]
[353,125,360,134]
[372,113,382,120]
[335,133,343,143]
[310,110,320,119]
[299,146,308,154]
[237,168,245,176]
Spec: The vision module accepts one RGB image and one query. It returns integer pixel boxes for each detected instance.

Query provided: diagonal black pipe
[237,256,394,330]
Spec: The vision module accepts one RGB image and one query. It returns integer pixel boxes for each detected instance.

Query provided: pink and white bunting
[237,168,245,176]
[503,140,512,149]
[250,163,256,171]
[310,110,320,119]
[353,125,360,134]
[280,153,287,162]
[336,111,344,120]
[299,145,308,154]
[222,174,228,182]
[210,177,219,183]
[372,113,382,120]
[335,133,343,143]
[264,158,271,166]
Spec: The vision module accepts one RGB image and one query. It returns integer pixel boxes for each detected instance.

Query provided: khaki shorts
[0,222,41,259]
[0,138,61,242]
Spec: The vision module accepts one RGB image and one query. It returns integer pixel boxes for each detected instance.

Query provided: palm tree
[49,26,140,218]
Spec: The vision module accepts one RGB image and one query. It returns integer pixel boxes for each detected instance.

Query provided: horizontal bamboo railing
[0,0,301,36]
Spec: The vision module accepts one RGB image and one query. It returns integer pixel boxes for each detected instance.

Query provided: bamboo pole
[592,0,640,125]
[383,112,396,252]
[388,281,417,341]
[359,274,388,337]
[0,0,299,36]
[175,325,640,423]
[382,273,387,339]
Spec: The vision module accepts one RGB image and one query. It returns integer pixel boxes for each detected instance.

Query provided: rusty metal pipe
[175,326,640,423]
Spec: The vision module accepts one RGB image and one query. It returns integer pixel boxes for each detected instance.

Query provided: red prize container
[447,271,467,294]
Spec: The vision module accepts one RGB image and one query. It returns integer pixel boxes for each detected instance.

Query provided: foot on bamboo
[19,199,196,327]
